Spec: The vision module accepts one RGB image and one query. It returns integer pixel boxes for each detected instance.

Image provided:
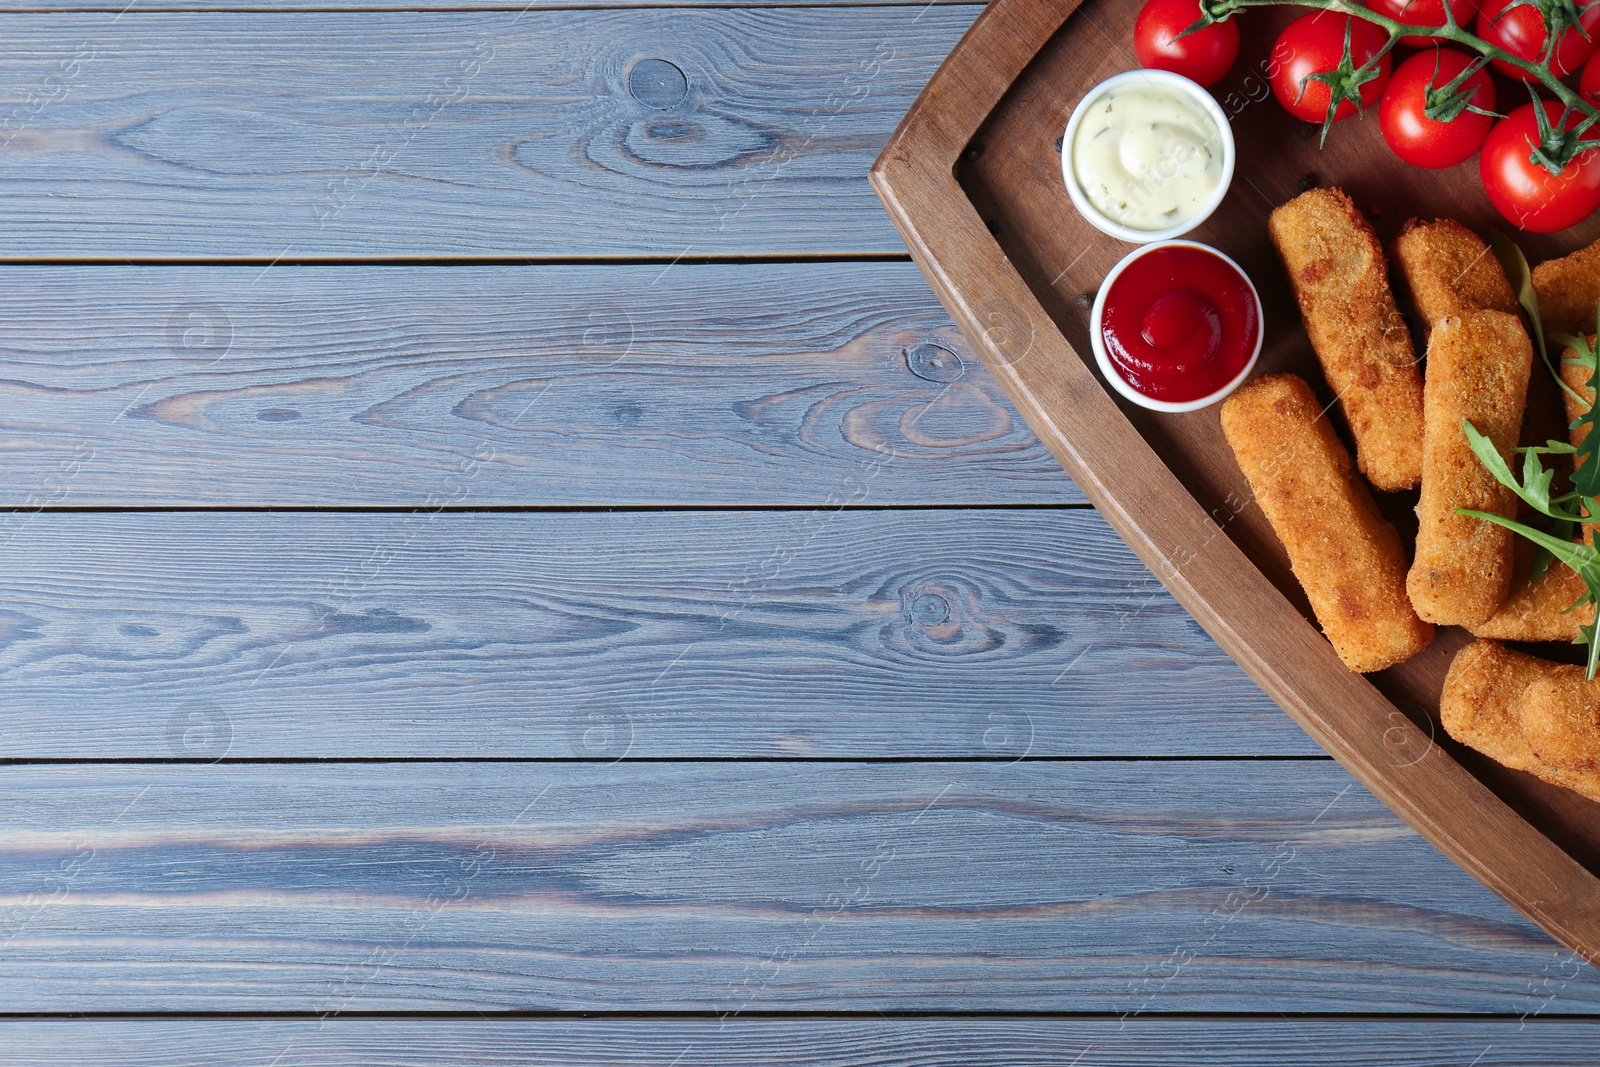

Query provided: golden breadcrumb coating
[1469,537,1592,642]
[1441,640,1600,803]
[1520,672,1600,772]
[1221,373,1432,672]
[1268,187,1424,491]
[1440,640,1548,774]
[1390,218,1516,343]
[1533,238,1600,337]
[1407,311,1533,626]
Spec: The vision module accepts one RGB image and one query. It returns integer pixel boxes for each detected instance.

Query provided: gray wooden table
[1,1,1598,1062]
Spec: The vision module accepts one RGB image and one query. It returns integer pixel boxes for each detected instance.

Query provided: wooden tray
[872,0,1600,962]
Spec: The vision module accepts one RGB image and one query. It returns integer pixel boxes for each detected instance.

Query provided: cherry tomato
[1270,12,1392,125]
[1581,44,1600,103]
[1367,0,1481,46]
[1480,101,1600,232]
[1476,0,1600,81]
[1134,0,1241,88]
[1378,48,1495,168]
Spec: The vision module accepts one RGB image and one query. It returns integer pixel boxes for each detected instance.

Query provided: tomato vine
[1190,0,1600,172]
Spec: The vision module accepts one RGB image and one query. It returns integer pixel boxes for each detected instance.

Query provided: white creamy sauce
[1071,85,1223,231]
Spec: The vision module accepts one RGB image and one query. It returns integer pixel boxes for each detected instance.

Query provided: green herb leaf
[1565,305,1600,499]
[1462,417,1520,490]
[1458,506,1600,679]
[1534,438,1580,455]
[1458,508,1595,570]
[1523,439,1560,512]
[1464,419,1592,523]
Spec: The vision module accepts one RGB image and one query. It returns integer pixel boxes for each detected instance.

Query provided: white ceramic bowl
[1061,68,1235,244]
[1089,239,1262,413]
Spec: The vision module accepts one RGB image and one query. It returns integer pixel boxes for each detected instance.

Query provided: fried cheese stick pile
[1268,188,1425,492]
[1217,191,1600,802]
[1480,258,1600,641]
[1239,191,1531,670]
[1469,333,1594,641]
[1221,374,1432,672]
[1388,221,1580,638]
[1430,238,1600,791]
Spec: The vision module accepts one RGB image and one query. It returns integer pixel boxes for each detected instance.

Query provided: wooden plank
[0,761,1595,1011]
[4,1018,1600,1066]
[0,509,1305,758]
[0,9,972,259]
[0,263,1079,506]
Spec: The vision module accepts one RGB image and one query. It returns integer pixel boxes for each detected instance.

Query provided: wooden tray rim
[870,0,1600,963]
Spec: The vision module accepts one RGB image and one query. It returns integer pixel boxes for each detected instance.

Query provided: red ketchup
[1098,245,1260,404]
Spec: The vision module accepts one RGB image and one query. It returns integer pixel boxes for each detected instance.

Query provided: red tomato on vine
[1379,48,1496,168]
[1270,12,1393,138]
[1367,0,1481,45]
[1476,0,1600,81]
[1480,101,1600,231]
[1134,0,1241,88]
[1580,44,1600,103]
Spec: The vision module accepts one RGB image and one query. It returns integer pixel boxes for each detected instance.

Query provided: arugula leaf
[1580,607,1593,675]
[1557,313,1600,499]
[1460,420,1583,521]
[1533,547,1555,582]
[1456,507,1600,680]
[1522,438,1561,513]
[1535,516,1578,582]
[1461,418,1520,492]
[1458,507,1595,570]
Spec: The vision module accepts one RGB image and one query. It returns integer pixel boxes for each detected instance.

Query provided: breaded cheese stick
[1520,670,1600,774]
[1407,310,1533,626]
[1440,640,1550,775]
[1533,237,1600,337]
[1221,373,1432,672]
[1269,188,1424,491]
[1390,218,1516,342]
[1441,640,1600,803]
[1470,537,1592,642]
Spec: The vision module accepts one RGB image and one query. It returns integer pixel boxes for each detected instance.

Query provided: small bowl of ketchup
[1089,239,1262,413]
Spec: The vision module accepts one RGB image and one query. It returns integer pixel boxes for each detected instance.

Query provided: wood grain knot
[908,593,950,625]
[629,59,688,110]
[904,343,964,384]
